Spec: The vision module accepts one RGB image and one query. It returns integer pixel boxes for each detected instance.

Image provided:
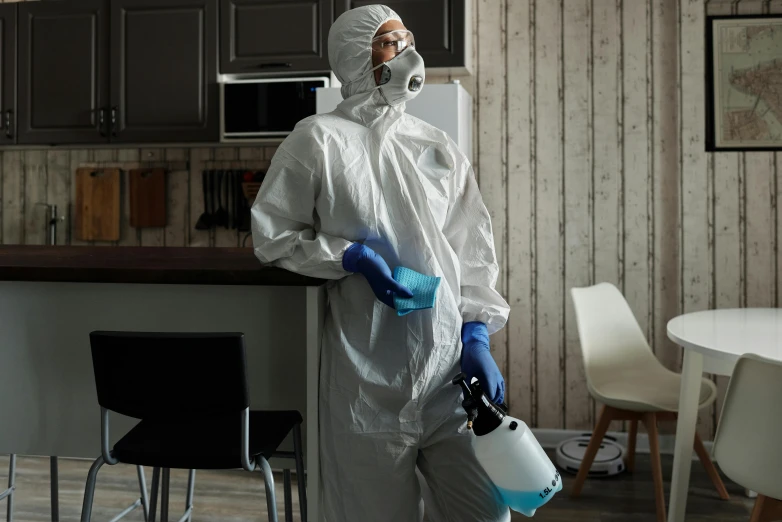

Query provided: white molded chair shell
[570,282,717,412]
[713,353,782,500]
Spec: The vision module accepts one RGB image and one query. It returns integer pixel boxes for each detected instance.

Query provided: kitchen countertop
[0,246,326,286]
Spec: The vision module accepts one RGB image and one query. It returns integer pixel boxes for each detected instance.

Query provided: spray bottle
[452,373,563,517]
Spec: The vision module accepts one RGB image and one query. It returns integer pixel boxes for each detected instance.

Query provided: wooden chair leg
[692,432,729,500]
[571,405,613,498]
[625,420,638,473]
[750,495,782,522]
[643,412,666,522]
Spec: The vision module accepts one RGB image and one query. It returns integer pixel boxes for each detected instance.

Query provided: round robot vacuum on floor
[555,433,626,477]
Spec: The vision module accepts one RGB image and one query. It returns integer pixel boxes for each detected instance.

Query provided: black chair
[81,332,306,522]
[1,455,15,522]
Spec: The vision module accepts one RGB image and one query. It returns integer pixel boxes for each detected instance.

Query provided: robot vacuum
[555,433,626,477]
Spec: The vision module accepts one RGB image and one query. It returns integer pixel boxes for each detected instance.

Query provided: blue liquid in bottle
[496,480,563,517]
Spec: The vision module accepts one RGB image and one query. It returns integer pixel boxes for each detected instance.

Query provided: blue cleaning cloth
[392,266,441,316]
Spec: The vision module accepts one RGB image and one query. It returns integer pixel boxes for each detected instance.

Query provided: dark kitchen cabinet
[335,0,467,70]
[0,5,16,145]
[17,0,218,146]
[110,0,219,143]
[17,0,109,145]
[220,0,332,74]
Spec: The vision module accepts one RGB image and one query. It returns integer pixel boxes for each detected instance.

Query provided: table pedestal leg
[668,350,704,522]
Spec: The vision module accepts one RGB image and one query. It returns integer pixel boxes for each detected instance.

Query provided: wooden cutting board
[74,168,120,241]
[129,169,167,228]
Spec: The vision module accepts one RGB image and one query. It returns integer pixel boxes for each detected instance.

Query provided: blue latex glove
[343,243,413,308]
[461,321,505,404]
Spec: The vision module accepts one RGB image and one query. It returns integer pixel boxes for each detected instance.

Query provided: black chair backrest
[90,331,250,420]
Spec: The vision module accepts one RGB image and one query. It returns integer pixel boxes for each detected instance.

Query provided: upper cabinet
[110,0,219,143]
[17,0,218,146]
[0,4,15,146]
[334,0,470,74]
[4,0,470,146]
[17,0,109,145]
[220,0,332,74]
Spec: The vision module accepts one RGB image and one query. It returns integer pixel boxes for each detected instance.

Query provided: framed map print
[706,15,782,151]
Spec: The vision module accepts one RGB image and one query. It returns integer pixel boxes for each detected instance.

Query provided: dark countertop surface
[0,246,326,286]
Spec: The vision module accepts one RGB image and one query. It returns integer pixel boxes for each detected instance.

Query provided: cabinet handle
[110,106,118,137]
[4,110,11,140]
[98,108,106,137]
[257,62,292,69]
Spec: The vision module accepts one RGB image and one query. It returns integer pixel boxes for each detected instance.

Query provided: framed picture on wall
[705,15,782,151]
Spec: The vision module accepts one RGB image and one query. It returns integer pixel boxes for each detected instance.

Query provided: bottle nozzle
[452,373,473,399]
[453,373,478,429]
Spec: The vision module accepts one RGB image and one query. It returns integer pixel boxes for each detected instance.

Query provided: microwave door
[222,78,328,139]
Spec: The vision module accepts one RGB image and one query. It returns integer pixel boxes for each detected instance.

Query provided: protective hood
[328,5,402,101]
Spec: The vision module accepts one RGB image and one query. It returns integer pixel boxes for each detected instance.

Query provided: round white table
[666,308,782,522]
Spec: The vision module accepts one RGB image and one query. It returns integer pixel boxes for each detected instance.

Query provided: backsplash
[0,146,278,248]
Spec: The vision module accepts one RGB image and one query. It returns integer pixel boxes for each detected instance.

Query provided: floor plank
[0,452,755,521]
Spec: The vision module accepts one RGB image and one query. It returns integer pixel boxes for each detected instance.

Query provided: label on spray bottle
[538,470,561,500]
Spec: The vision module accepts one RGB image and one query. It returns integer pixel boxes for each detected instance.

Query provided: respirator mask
[346,29,426,106]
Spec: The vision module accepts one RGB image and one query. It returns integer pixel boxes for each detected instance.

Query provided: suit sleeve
[442,160,510,335]
[251,145,353,279]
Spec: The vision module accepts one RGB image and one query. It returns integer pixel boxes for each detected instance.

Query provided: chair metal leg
[80,456,106,522]
[293,424,307,522]
[51,456,59,522]
[283,470,293,522]
[2,454,17,522]
[161,469,170,522]
[136,466,150,522]
[148,467,161,522]
[258,457,279,522]
[184,470,196,522]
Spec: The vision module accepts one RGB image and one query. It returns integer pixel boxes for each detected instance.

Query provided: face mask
[345,46,426,106]
[375,47,426,106]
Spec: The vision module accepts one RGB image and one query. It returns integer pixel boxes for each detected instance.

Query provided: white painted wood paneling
[506,0,534,425]
[563,0,593,430]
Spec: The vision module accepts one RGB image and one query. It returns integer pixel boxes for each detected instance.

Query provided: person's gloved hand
[343,243,413,308]
[461,321,505,405]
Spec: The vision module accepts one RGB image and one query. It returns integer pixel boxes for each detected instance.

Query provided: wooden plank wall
[0,146,277,248]
[1,0,779,441]
[468,0,781,442]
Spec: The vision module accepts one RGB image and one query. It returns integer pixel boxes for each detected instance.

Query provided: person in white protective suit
[251,4,511,521]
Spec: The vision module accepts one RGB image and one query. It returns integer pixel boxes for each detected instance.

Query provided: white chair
[570,282,728,522]
[713,354,782,522]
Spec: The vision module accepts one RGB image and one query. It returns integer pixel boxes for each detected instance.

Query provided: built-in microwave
[220,76,331,142]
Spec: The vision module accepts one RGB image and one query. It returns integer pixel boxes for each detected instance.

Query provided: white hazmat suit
[251,5,511,521]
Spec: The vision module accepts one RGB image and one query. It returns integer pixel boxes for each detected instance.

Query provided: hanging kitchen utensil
[224,170,232,230]
[129,168,167,228]
[209,170,216,228]
[234,170,243,231]
[195,170,212,230]
[214,170,229,228]
[74,168,121,241]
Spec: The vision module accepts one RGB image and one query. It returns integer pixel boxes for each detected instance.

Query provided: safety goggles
[371,29,415,54]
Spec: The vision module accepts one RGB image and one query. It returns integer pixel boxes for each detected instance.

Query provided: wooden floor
[0,453,756,521]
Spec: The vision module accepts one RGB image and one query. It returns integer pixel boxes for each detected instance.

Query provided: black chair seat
[112,410,303,470]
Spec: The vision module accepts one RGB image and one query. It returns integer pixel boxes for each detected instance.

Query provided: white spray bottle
[452,373,563,517]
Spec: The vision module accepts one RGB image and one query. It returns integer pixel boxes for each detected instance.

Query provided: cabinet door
[220,0,331,74]
[0,5,15,145]
[335,0,465,69]
[18,0,109,145]
[110,0,219,143]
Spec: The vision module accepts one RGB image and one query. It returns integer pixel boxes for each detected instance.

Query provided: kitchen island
[0,246,327,520]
